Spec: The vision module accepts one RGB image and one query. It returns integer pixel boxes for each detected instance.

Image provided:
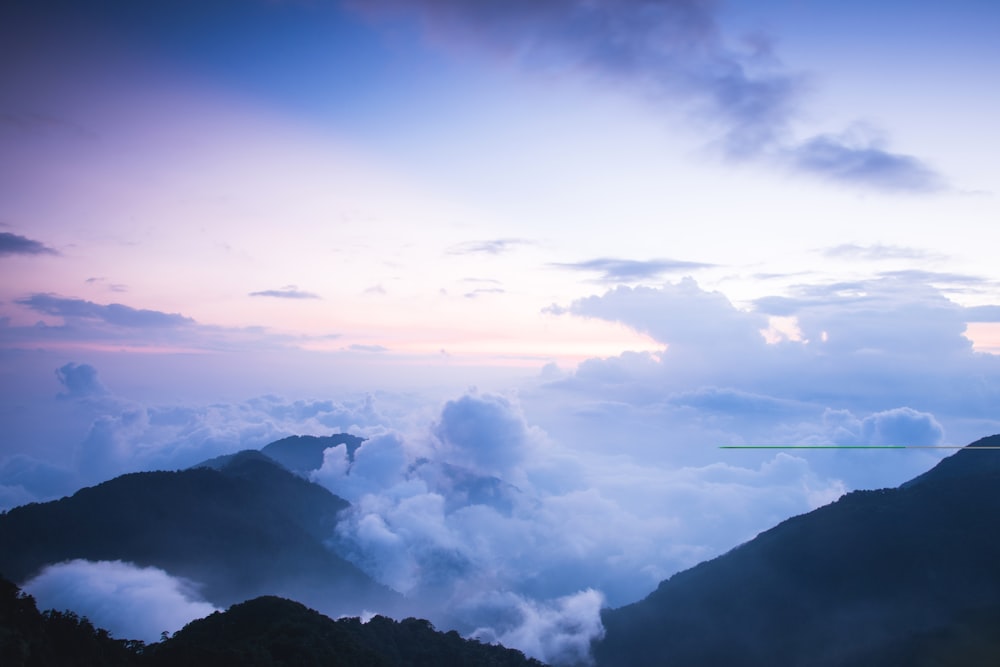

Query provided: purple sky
[3,0,1000,661]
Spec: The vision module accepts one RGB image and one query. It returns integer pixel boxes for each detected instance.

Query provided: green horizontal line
[720,445,1000,450]
[720,445,906,449]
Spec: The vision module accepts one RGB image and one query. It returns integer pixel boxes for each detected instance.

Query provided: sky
[3,0,1000,662]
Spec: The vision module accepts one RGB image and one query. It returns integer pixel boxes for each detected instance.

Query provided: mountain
[0,451,397,617]
[593,434,1000,666]
[0,575,142,667]
[0,575,545,667]
[261,434,365,475]
[145,595,545,667]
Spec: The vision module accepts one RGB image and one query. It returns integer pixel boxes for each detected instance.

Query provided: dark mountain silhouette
[0,575,545,667]
[145,594,545,667]
[0,451,398,617]
[261,434,365,475]
[593,434,1000,666]
[0,575,142,666]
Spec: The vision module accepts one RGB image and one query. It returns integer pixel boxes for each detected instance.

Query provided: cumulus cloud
[0,231,57,257]
[299,390,853,667]
[468,589,605,665]
[434,393,535,478]
[825,406,945,448]
[966,305,1000,323]
[55,362,108,399]
[536,273,1000,481]
[349,0,943,191]
[21,560,219,643]
[567,278,766,351]
[550,257,713,283]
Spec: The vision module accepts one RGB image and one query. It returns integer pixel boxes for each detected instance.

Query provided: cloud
[468,589,605,665]
[822,244,938,261]
[17,294,194,328]
[566,278,766,350]
[448,238,533,255]
[0,232,57,257]
[786,132,944,192]
[433,393,534,478]
[349,343,389,352]
[752,277,976,356]
[0,455,77,504]
[966,305,1000,323]
[20,560,219,643]
[1,293,319,352]
[55,362,108,399]
[463,288,505,299]
[85,277,129,293]
[248,285,321,299]
[550,258,713,283]
[350,0,944,192]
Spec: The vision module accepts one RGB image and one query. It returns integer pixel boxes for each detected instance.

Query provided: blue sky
[3,0,1000,660]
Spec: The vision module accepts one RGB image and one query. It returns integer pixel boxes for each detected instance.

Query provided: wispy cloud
[85,277,129,292]
[0,232,58,257]
[787,133,944,192]
[447,238,533,256]
[551,257,712,283]
[822,244,940,261]
[464,287,506,299]
[248,285,320,299]
[352,0,945,192]
[349,343,389,352]
[16,294,194,328]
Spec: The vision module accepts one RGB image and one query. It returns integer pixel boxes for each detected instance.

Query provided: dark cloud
[351,0,944,192]
[822,244,937,261]
[55,362,108,399]
[551,257,712,283]
[786,134,944,192]
[17,294,194,328]
[448,238,532,255]
[0,232,57,257]
[248,286,320,299]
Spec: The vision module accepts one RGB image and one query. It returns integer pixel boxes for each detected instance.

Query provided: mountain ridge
[0,450,397,617]
[593,434,1000,666]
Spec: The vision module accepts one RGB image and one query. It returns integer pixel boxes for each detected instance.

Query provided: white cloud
[468,589,606,666]
[21,559,219,643]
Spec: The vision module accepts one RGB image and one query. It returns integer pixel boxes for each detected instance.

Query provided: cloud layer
[21,559,219,643]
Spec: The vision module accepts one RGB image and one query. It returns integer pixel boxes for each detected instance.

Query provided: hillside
[0,576,545,667]
[593,434,1000,666]
[0,451,397,616]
